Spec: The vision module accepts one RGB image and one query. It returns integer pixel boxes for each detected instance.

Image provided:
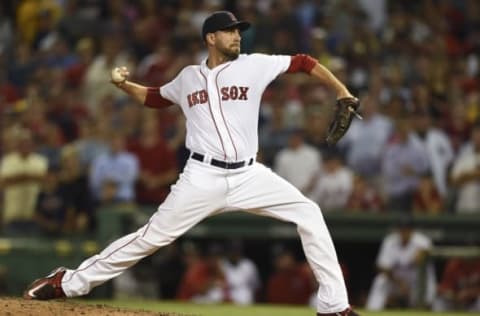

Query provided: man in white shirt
[450,122,480,213]
[274,129,321,193]
[309,150,353,211]
[339,94,392,181]
[221,240,260,305]
[0,128,47,234]
[381,117,430,211]
[411,110,454,197]
[366,217,436,310]
[89,133,139,203]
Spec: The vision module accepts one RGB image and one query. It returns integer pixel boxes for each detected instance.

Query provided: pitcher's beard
[225,52,239,60]
[219,46,240,61]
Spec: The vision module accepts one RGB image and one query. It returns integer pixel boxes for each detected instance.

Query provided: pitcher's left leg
[227,164,349,314]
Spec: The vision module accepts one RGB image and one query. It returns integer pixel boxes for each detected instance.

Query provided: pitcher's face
[214,27,241,60]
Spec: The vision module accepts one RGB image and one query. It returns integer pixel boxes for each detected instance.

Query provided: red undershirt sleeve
[286,54,318,74]
[144,87,174,108]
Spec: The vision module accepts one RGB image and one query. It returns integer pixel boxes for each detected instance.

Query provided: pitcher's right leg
[26,160,228,299]
[61,221,165,297]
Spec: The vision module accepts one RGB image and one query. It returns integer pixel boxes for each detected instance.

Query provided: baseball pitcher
[24,11,360,316]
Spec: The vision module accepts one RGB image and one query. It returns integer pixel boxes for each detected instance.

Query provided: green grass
[81,300,472,316]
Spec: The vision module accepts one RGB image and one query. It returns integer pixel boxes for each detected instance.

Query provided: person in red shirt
[433,257,480,311]
[347,174,384,212]
[412,173,443,214]
[266,247,315,305]
[176,244,228,303]
[128,115,177,205]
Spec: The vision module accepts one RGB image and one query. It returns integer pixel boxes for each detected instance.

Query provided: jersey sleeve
[251,53,291,82]
[159,70,184,105]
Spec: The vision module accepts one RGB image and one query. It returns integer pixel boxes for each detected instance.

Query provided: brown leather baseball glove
[326,97,361,146]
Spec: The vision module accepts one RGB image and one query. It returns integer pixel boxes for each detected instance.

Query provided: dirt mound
[0,297,187,316]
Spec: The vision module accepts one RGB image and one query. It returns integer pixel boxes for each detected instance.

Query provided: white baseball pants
[61,159,349,313]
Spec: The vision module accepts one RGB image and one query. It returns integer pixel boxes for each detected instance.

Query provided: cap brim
[220,21,251,32]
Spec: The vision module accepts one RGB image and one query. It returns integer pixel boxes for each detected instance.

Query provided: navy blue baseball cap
[202,11,250,40]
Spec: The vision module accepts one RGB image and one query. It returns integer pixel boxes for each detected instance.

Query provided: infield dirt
[0,297,190,316]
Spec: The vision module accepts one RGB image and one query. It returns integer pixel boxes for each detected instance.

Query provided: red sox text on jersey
[187,86,249,107]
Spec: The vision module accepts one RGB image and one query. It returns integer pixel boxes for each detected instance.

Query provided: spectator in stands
[458,104,479,158]
[153,243,188,299]
[259,81,296,165]
[450,121,480,213]
[366,217,436,310]
[116,101,143,139]
[381,117,430,212]
[17,94,49,140]
[58,145,94,233]
[465,91,480,126]
[412,172,443,214]
[82,34,131,113]
[303,105,330,152]
[16,0,61,49]
[35,167,70,236]
[274,129,321,194]
[64,37,95,88]
[73,118,109,169]
[136,41,194,86]
[433,257,480,312]
[0,5,13,54]
[0,128,47,234]
[309,149,353,211]
[411,109,454,197]
[128,115,177,205]
[221,239,260,305]
[177,243,227,304]
[89,132,138,204]
[47,86,88,142]
[266,245,315,305]
[310,27,332,67]
[339,93,393,186]
[444,100,472,154]
[37,122,64,169]
[347,174,384,212]
[0,67,19,105]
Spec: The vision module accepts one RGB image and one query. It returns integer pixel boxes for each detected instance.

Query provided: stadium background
[0,0,479,314]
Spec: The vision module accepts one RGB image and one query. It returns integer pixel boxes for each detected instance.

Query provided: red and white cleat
[23,267,67,300]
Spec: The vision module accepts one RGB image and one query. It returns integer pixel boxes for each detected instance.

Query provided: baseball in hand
[111,66,129,83]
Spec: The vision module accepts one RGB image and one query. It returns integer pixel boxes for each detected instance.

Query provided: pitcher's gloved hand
[326,97,362,146]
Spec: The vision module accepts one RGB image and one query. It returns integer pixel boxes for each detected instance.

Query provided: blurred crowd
[2,0,480,236]
[1,0,480,233]
[0,0,479,311]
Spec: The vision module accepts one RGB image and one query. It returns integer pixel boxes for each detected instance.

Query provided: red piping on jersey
[286,54,317,73]
[199,68,227,160]
[144,87,174,108]
[215,63,238,161]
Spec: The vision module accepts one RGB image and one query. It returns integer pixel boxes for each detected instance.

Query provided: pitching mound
[0,297,187,316]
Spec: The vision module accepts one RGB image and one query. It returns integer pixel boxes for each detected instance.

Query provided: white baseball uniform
[60,54,349,313]
[366,230,436,310]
